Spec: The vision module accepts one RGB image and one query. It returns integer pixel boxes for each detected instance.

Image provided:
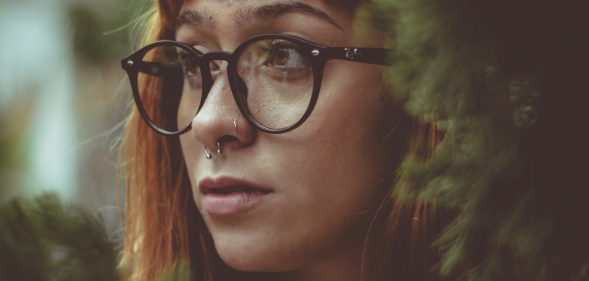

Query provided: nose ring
[204,142,223,159]
[204,143,222,160]
[216,141,223,155]
[204,146,212,160]
[204,118,234,160]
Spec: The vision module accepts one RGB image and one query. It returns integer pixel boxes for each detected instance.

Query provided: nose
[190,60,256,154]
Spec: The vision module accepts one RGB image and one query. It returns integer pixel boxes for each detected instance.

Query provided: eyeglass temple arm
[128,60,182,77]
[324,48,391,66]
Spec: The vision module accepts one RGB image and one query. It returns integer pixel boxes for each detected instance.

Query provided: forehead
[176,0,355,30]
[178,0,358,12]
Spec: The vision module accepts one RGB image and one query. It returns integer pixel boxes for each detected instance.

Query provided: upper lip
[199,176,273,195]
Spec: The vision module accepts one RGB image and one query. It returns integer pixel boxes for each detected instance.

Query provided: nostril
[217,135,240,152]
[218,135,238,146]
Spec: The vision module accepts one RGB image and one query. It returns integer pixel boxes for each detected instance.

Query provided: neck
[281,237,366,281]
[290,254,363,281]
[235,225,375,281]
[225,241,368,281]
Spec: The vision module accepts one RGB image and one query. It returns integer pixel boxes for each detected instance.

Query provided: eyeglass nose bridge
[197,50,250,122]
[198,51,233,81]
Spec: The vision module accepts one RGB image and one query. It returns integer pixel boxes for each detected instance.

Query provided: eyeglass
[121,34,390,135]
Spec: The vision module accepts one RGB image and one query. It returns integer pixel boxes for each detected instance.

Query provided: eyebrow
[176,1,343,31]
[176,9,216,30]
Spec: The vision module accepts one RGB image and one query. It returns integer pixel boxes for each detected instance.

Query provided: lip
[199,177,273,216]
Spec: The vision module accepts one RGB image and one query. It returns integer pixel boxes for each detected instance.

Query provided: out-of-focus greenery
[0,119,25,176]
[68,1,151,64]
[363,0,589,280]
[0,194,118,281]
[0,194,192,281]
[0,0,151,200]
[0,1,152,278]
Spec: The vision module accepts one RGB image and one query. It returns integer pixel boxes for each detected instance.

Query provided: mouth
[199,177,272,216]
[201,184,272,195]
[200,177,273,194]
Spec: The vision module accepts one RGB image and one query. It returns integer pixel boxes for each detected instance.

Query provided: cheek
[291,63,395,236]
[225,66,395,269]
[179,133,201,191]
[302,63,395,179]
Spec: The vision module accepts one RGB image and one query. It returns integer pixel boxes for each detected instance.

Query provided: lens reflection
[237,38,314,130]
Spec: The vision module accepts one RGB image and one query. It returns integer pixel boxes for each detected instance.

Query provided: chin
[215,241,302,273]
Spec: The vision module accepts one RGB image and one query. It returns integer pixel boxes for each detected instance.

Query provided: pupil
[270,48,289,66]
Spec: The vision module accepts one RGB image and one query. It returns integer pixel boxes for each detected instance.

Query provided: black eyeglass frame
[121,33,391,135]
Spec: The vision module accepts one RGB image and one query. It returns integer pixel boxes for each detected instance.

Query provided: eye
[263,40,311,72]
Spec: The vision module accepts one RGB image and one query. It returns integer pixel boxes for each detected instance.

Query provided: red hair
[120,1,446,280]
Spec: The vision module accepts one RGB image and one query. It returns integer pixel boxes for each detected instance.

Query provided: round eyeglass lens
[237,38,314,130]
[137,44,203,133]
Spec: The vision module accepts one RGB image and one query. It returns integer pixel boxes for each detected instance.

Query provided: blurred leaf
[0,194,118,281]
[67,1,150,64]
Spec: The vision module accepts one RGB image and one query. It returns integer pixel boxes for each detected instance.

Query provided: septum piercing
[216,141,222,155]
[204,146,212,160]
[205,142,223,160]
[204,119,234,160]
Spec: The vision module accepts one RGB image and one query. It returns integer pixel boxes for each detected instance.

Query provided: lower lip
[202,191,268,216]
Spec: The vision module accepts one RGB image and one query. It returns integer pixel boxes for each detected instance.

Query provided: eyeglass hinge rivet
[345,48,360,60]
[311,49,320,56]
[126,60,134,67]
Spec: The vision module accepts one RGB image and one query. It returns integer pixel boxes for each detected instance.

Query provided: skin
[177,1,398,280]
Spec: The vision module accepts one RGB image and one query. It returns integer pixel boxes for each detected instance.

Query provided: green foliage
[0,194,197,281]
[0,128,22,173]
[67,1,151,65]
[364,0,589,280]
[0,194,118,281]
[154,261,192,281]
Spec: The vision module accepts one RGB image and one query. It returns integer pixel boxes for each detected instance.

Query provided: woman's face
[178,0,398,275]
